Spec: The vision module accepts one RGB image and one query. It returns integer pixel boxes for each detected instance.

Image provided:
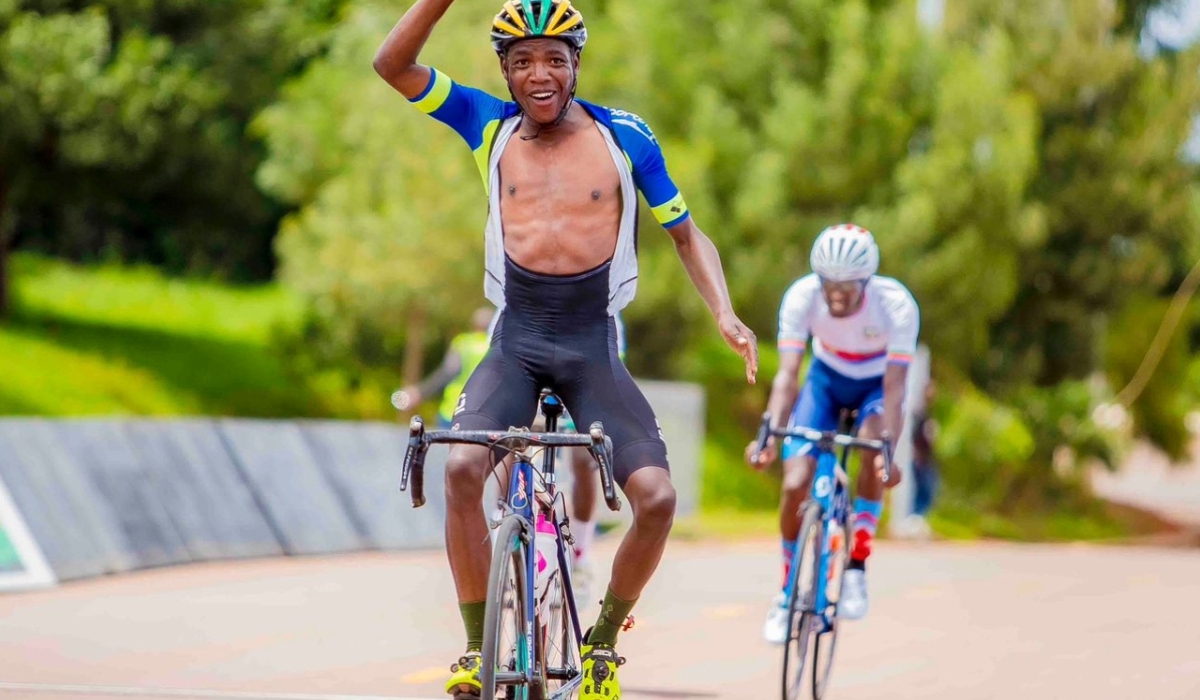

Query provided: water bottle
[534,513,559,608]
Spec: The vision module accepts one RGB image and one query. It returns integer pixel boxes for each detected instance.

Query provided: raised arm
[372,0,457,98]
[665,218,758,384]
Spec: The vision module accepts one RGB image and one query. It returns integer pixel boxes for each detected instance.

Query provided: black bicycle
[401,390,621,700]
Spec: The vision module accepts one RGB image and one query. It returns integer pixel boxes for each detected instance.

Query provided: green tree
[952,0,1200,393]
[257,0,1200,505]
[0,0,346,316]
[597,0,1199,503]
[256,1,503,384]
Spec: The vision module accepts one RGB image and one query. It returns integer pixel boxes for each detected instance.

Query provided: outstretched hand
[719,312,758,384]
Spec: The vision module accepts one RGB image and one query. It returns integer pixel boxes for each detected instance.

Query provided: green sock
[460,600,487,652]
[590,587,637,647]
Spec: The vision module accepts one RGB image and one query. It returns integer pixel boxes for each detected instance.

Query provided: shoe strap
[585,645,626,667]
[452,652,482,672]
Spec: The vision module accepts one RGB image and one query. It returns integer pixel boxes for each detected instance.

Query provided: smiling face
[820,278,866,317]
[501,38,579,125]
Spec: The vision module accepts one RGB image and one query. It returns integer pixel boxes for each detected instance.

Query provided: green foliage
[0,253,323,417]
[937,389,1036,505]
[935,379,1124,517]
[1013,380,1121,473]
[0,0,348,307]
[700,439,778,512]
[927,492,1149,541]
[1106,295,1198,459]
[255,1,498,376]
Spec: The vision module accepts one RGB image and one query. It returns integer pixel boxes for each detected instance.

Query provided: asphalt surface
[2,537,1198,700]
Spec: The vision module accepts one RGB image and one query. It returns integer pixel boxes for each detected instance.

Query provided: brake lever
[401,416,428,508]
[752,411,772,463]
[879,437,894,486]
[589,422,622,512]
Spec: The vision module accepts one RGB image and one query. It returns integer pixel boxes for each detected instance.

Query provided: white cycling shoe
[838,569,869,620]
[762,592,789,644]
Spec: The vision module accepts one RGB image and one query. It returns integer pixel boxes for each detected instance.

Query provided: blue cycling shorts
[780,359,884,461]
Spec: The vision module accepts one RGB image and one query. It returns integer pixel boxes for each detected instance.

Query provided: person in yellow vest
[393,307,494,428]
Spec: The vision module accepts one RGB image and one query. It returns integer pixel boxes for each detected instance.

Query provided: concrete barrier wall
[300,421,445,550]
[0,420,137,580]
[0,380,704,585]
[124,420,283,561]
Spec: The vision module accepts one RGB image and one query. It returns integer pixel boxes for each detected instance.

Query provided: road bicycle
[751,410,891,700]
[402,389,621,700]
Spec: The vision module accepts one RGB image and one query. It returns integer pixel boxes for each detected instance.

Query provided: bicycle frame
[781,445,851,628]
[753,412,890,700]
[753,412,890,625]
[400,392,621,699]
[499,399,586,694]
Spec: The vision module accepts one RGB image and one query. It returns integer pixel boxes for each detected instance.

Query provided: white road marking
[0,681,436,700]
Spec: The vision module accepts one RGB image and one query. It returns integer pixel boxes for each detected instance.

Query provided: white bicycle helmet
[809,224,879,281]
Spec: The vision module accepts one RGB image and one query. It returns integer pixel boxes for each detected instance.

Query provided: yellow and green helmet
[491,0,588,54]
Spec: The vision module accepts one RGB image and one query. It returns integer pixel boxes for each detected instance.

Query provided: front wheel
[782,501,823,700]
[811,517,849,700]
[482,516,531,700]
[531,555,581,700]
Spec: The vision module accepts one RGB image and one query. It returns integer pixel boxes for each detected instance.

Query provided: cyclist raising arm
[375,2,757,697]
[746,224,919,643]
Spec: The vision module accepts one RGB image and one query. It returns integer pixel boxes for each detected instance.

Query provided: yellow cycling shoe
[580,635,625,699]
[444,651,482,698]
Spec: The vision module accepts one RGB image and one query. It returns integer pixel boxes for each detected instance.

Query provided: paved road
[1,539,1198,700]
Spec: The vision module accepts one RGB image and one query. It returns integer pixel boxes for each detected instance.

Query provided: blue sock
[781,538,796,592]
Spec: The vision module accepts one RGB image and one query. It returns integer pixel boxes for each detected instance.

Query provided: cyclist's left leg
[576,464,673,700]
[766,361,842,642]
[557,321,673,700]
[839,385,889,620]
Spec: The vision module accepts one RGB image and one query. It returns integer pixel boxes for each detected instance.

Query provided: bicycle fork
[506,457,584,695]
[786,451,843,620]
[814,452,852,630]
[504,457,538,689]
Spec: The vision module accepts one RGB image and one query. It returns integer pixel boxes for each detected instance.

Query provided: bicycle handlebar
[751,412,895,484]
[400,416,622,511]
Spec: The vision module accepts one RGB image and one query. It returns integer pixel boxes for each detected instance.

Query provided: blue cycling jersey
[408,68,691,315]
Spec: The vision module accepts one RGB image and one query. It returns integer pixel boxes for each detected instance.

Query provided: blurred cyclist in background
[747,224,919,643]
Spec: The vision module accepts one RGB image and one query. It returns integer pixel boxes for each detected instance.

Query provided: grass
[676,494,1178,544]
[0,253,319,417]
[927,495,1181,543]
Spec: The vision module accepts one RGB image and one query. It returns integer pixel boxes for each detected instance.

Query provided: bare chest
[497,125,621,214]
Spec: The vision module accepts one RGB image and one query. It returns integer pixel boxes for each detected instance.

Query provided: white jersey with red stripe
[777,274,920,380]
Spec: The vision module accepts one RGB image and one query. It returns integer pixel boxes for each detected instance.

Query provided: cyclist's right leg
[779,454,816,578]
[440,321,539,697]
[766,363,840,643]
